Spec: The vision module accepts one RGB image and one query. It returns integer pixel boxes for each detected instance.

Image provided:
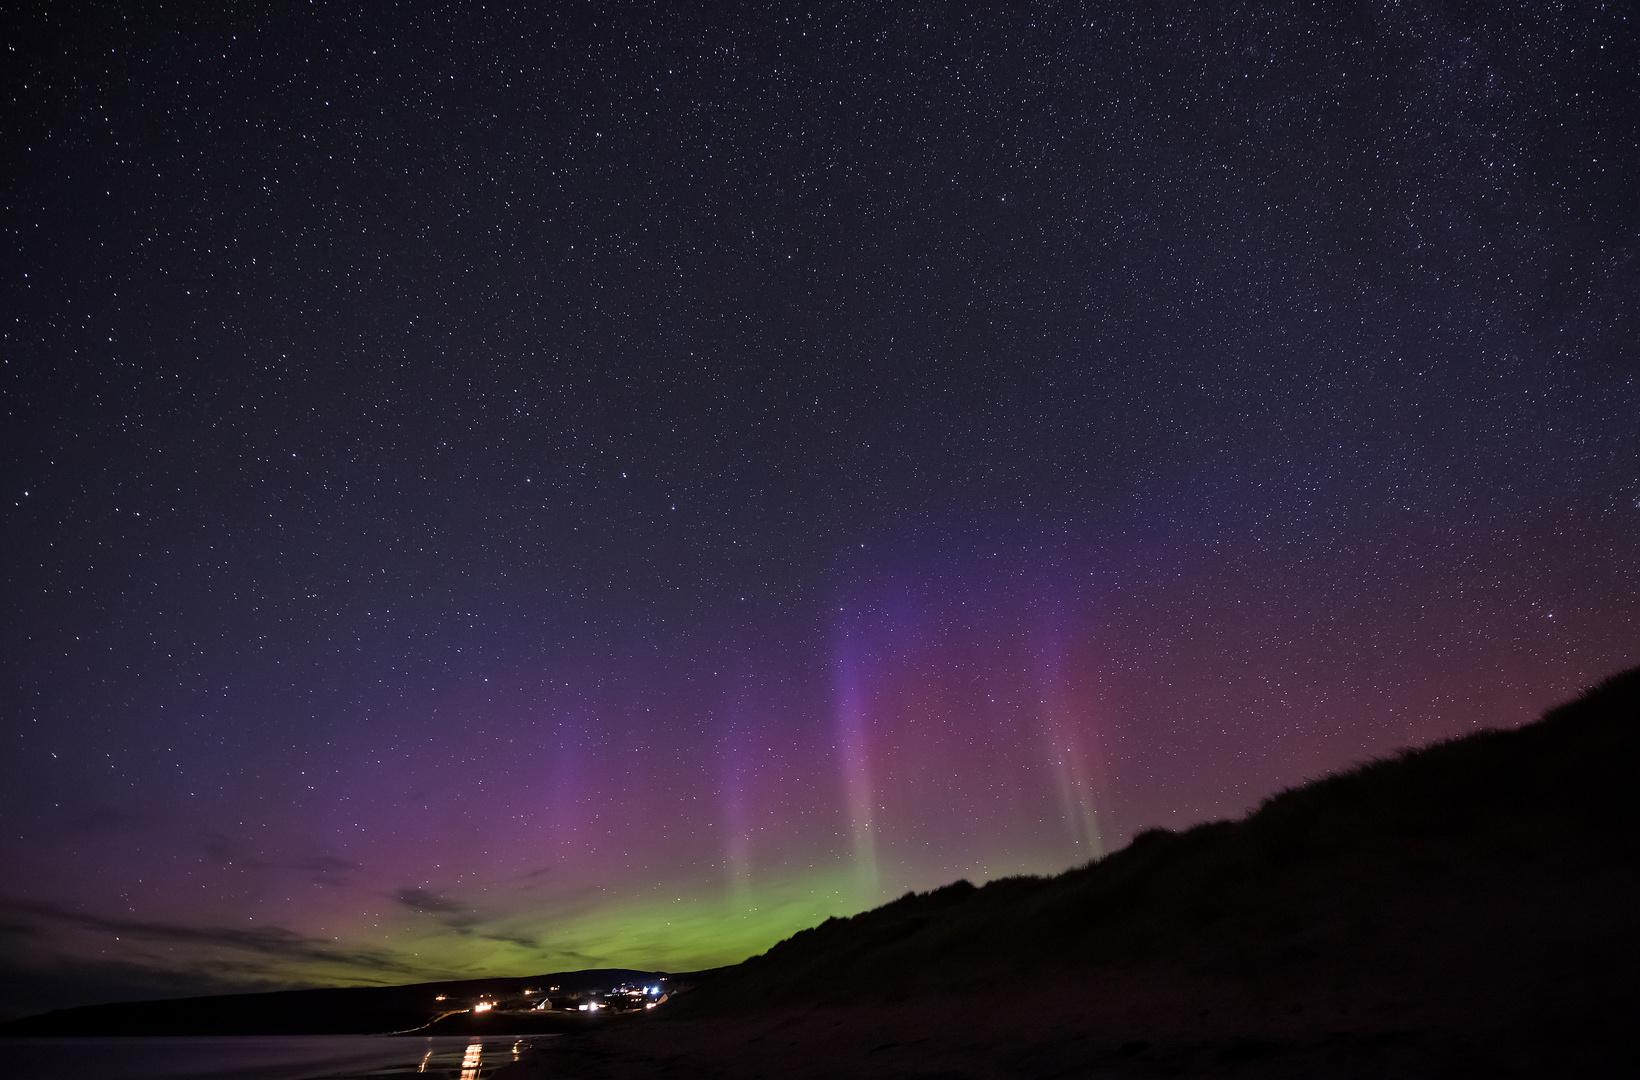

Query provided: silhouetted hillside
[672,665,1640,1018]
[494,668,1640,1078]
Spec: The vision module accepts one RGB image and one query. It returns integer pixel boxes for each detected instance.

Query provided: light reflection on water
[0,1033,547,1080]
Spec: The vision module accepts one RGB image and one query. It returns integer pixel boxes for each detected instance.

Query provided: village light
[473,1002,493,1013]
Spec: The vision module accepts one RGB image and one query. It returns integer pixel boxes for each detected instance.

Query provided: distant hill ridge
[0,968,667,1037]
[671,665,1640,1015]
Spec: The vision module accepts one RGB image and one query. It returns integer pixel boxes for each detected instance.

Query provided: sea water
[0,1033,547,1080]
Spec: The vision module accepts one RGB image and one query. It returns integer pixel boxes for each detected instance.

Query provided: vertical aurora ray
[1035,610,1106,860]
[717,711,754,909]
[825,558,1119,889]
[834,633,880,908]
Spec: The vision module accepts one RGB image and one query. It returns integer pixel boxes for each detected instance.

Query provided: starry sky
[3,2,1637,1019]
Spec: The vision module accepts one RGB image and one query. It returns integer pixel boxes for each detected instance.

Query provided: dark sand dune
[497,667,1640,1078]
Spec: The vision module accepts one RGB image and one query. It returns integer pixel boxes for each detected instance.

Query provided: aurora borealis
[3,3,1637,1019]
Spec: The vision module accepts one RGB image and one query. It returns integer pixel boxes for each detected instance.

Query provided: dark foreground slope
[0,969,665,1036]
[505,667,1640,1079]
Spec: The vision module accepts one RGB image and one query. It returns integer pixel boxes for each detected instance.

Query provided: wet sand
[1,1033,548,1080]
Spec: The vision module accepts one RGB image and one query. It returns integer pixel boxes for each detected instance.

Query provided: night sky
[4,2,1637,1019]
